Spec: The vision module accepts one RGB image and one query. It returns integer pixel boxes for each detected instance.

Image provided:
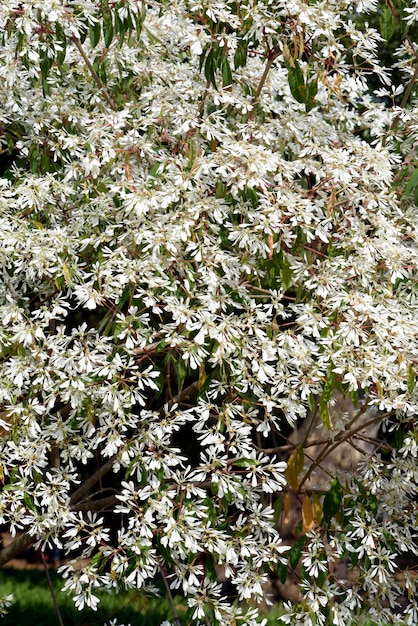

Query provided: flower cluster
[0,1,417,625]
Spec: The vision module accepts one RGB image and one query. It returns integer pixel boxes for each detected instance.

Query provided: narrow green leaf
[205,557,218,582]
[322,371,334,403]
[29,146,40,174]
[407,364,415,394]
[199,45,209,72]
[305,78,318,112]
[16,32,27,53]
[40,53,53,81]
[117,17,126,47]
[24,492,37,513]
[103,12,114,48]
[40,148,50,174]
[234,39,247,69]
[56,23,67,67]
[89,21,101,48]
[222,59,233,87]
[319,396,332,430]
[79,25,88,44]
[277,560,288,584]
[89,551,104,570]
[280,256,292,291]
[308,393,316,413]
[288,536,306,570]
[5,134,14,154]
[232,458,257,468]
[135,5,146,39]
[286,59,306,104]
[405,169,418,195]
[204,48,217,89]
[149,161,163,179]
[349,388,359,407]
[380,5,394,42]
[124,455,141,479]
[323,478,342,522]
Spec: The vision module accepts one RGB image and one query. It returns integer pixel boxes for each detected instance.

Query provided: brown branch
[70,455,117,505]
[168,380,200,409]
[248,55,275,121]
[299,412,386,489]
[71,37,118,111]
[71,495,117,512]
[0,532,34,567]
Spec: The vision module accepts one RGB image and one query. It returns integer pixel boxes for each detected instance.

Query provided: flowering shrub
[0,1,417,625]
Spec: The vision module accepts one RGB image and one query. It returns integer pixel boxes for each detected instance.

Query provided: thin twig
[299,412,386,489]
[41,552,65,626]
[71,495,118,512]
[248,55,275,120]
[71,37,118,111]
[159,566,181,626]
[70,456,117,505]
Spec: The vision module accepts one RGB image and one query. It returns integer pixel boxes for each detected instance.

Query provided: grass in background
[0,568,281,625]
[0,568,385,626]
[0,567,178,626]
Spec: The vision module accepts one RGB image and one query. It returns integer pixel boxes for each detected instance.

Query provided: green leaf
[319,396,332,430]
[286,59,306,104]
[204,48,217,89]
[40,148,50,174]
[221,59,233,87]
[305,78,318,112]
[205,557,218,582]
[24,492,37,513]
[115,13,126,47]
[322,370,335,402]
[135,5,146,39]
[405,169,418,196]
[79,26,88,44]
[368,493,378,518]
[29,145,40,174]
[89,21,101,48]
[5,133,15,154]
[103,12,114,48]
[89,550,105,570]
[380,5,394,42]
[124,455,141,479]
[308,393,316,413]
[199,45,209,72]
[55,23,67,67]
[149,161,163,178]
[277,560,288,584]
[273,497,283,524]
[407,364,415,394]
[166,353,187,389]
[234,39,247,69]
[280,264,292,291]
[40,53,53,81]
[323,478,342,522]
[288,536,306,570]
[349,388,358,407]
[232,458,257,468]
